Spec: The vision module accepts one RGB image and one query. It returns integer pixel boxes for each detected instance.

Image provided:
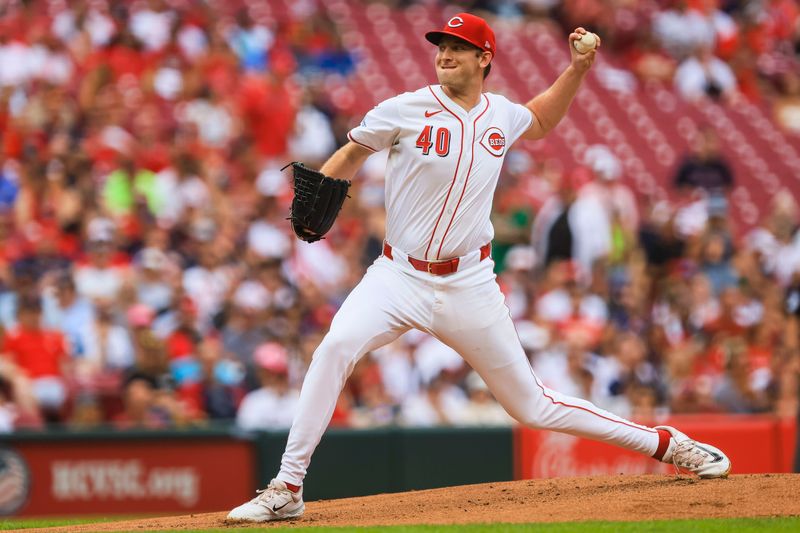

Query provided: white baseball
[573,32,598,54]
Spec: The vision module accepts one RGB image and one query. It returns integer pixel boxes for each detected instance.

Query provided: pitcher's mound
[30,474,800,531]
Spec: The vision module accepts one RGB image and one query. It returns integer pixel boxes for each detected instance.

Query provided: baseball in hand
[573,32,598,54]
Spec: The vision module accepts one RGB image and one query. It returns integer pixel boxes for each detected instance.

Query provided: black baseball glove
[284,162,351,243]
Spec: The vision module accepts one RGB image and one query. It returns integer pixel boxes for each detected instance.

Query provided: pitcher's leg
[278,261,417,485]
[432,268,661,456]
[440,316,661,455]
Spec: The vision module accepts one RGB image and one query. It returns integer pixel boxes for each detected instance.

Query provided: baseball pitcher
[228,13,731,523]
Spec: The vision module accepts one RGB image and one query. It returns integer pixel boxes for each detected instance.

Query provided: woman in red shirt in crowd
[1,295,70,422]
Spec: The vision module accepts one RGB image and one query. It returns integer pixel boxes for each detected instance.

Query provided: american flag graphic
[0,448,30,515]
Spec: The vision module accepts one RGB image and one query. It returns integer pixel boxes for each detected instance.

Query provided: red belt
[383,242,491,276]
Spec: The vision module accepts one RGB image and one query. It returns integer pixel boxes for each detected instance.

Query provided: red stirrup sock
[651,428,672,461]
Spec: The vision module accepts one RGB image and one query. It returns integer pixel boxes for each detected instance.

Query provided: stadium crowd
[0,0,799,432]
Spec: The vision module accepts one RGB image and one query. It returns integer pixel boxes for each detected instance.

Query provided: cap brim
[425,30,489,54]
[425,31,446,45]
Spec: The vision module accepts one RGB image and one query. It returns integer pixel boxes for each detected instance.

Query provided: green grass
[1,517,113,530]
[2,518,799,532]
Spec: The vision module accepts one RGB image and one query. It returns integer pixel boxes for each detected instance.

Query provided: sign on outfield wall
[2,438,254,516]
[515,430,671,478]
[515,415,797,479]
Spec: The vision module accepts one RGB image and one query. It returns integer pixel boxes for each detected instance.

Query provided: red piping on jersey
[505,302,658,446]
[436,94,490,259]
[527,363,658,435]
[347,132,378,152]
[424,86,464,261]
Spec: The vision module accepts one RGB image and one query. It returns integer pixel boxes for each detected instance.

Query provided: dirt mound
[22,474,800,531]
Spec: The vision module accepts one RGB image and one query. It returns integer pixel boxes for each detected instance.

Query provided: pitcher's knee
[515,412,547,429]
[313,332,360,371]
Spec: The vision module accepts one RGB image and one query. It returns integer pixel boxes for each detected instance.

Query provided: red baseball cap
[425,13,496,57]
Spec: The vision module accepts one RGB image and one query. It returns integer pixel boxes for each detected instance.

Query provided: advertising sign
[515,415,796,479]
[4,438,254,516]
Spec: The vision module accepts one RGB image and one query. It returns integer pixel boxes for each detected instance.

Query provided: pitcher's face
[435,36,489,88]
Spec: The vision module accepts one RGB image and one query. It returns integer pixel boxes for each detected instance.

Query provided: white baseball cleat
[226,478,305,522]
[656,425,732,479]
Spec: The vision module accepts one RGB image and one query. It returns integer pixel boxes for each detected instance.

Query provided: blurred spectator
[74,227,127,302]
[113,372,178,429]
[1,296,69,422]
[180,86,235,149]
[42,272,95,357]
[399,370,468,427]
[411,336,465,388]
[594,333,663,419]
[78,300,135,376]
[688,273,720,332]
[236,70,297,158]
[458,371,514,426]
[373,338,418,408]
[247,196,292,260]
[693,0,740,61]
[0,0,798,432]
[156,153,212,226]
[133,247,175,315]
[0,268,38,330]
[44,271,135,382]
[607,264,649,337]
[581,144,639,235]
[673,127,734,194]
[580,145,639,263]
[713,338,771,413]
[183,241,236,333]
[674,45,738,101]
[196,338,244,420]
[497,245,536,318]
[226,9,273,72]
[126,303,169,384]
[532,337,597,403]
[664,340,720,413]
[222,279,272,389]
[289,91,337,165]
[176,13,209,62]
[236,342,299,430]
[102,156,159,218]
[0,162,19,211]
[535,261,608,331]
[639,201,686,269]
[531,167,611,277]
[0,357,43,431]
[653,0,714,60]
[165,297,203,392]
[349,355,397,428]
[700,232,738,295]
[129,0,174,54]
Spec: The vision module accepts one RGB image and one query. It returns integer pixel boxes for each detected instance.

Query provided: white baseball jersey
[348,85,533,261]
[273,86,670,490]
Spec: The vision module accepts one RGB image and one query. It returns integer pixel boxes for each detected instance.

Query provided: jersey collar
[431,85,487,117]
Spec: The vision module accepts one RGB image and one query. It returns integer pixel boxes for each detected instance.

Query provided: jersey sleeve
[347,97,401,152]
[500,96,534,145]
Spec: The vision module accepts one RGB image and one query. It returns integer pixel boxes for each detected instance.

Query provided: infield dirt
[19,474,800,531]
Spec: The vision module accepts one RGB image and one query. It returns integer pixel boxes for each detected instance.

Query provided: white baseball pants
[278,255,661,485]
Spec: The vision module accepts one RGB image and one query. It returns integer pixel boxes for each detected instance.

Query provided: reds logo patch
[447,16,464,28]
[479,127,507,157]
